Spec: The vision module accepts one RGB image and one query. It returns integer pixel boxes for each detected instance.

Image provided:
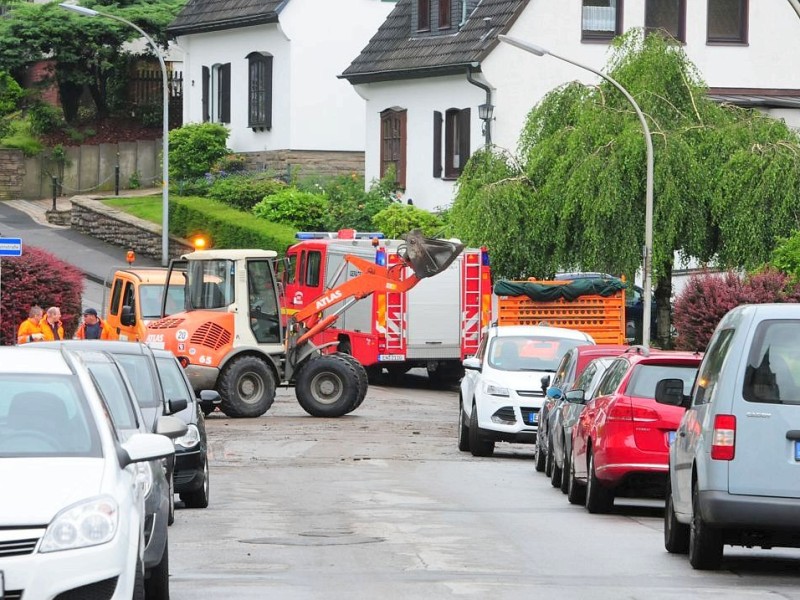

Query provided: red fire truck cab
[282,230,491,383]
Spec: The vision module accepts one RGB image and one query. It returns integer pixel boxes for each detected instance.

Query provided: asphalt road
[168,374,800,600]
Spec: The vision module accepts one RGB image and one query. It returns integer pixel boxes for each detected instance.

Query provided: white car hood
[0,458,106,525]
[484,368,551,394]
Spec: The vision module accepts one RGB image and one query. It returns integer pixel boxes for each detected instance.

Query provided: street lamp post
[499,35,655,348]
[60,3,170,267]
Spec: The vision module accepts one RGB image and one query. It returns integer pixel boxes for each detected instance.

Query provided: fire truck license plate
[378,354,404,362]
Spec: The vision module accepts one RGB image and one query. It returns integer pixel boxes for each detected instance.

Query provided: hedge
[169,196,297,254]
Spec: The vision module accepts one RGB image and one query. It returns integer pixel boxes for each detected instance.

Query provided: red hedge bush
[0,245,84,345]
[673,268,800,351]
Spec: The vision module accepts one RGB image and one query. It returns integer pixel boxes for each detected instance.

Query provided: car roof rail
[623,345,650,357]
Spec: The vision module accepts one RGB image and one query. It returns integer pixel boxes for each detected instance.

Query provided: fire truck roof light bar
[295,231,386,240]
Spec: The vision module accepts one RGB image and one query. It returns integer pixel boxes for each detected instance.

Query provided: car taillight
[711,414,736,460]
[607,402,659,422]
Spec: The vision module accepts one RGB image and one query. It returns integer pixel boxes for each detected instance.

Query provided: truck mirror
[541,375,551,391]
[655,378,687,407]
[120,305,135,326]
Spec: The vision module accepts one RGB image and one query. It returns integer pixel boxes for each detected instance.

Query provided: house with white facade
[167,0,396,176]
[342,0,800,212]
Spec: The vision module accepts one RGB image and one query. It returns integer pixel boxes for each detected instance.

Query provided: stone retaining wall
[0,149,25,200]
[70,196,192,261]
[242,149,364,179]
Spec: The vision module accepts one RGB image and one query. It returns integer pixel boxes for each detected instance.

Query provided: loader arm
[285,230,465,357]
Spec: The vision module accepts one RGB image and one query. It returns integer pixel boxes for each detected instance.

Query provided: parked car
[535,344,627,477]
[568,348,702,513]
[657,304,800,570]
[0,345,176,599]
[553,356,620,496]
[458,324,594,457]
[68,348,186,599]
[152,348,217,509]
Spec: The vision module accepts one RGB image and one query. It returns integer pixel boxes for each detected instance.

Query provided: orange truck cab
[105,268,186,341]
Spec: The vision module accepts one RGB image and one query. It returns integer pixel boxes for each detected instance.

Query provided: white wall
[176,27,292,152]
[281,0,394,151]
[357,76,485,211]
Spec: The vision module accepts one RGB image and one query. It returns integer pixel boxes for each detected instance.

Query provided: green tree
[450,30,800,347]
[0,0,184,122]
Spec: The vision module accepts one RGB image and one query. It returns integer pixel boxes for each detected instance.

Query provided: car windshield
[113,353,161,408]
[139,284,185,319]
[626,364,698,399]
[488,336,585,372]
[0,374,102,458]
[154,356,193,405]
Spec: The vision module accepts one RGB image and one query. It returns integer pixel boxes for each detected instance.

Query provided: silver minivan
[656,303,800,570]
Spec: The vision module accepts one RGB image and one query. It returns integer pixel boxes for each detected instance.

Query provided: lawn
[103,195,164,223]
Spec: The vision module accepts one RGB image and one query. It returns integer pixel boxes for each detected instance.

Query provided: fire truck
[283,230,492,383]
[145,231,464,418]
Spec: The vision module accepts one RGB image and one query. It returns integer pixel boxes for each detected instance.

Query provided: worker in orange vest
[40,306,65,341]
[17,305,44,344]
[75,308,114,340]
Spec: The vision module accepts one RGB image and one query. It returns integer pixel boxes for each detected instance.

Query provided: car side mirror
[564,389,586,404]
[120,305,135,326]
[166,398,188,414]
[155,415,188,439]
[463,356,482,372]
[655,378,689,408]
[200,389,221,405]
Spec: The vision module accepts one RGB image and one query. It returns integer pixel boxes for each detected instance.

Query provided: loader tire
[295,354,360,417]
[218,355,276,418]
[333,352,368,411]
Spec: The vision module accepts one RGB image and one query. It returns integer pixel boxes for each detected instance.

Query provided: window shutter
[220,63,231,123]
[458,108,471,171]
[265,55,273,130]
[202,66,209,122]
[433,111,442,178]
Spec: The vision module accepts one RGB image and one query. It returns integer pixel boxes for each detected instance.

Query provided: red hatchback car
[567,348,702,513]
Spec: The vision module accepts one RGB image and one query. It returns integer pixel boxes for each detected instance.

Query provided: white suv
[657,304,800,569]
[0,346,176,599]
[459,325,594,457]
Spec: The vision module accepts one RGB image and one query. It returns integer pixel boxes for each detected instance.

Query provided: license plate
[527,411,538,425]
[795,441,800,461]
[668,431,677,445]
[378,354,404,362]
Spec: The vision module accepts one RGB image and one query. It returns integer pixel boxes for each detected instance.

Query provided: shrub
[673,268,800,351]
[252,187,329,230]
[0,245,83,344]
[303,171,398,231]
[770,231,800,280]
[170,176,212,198]
[0,71,24,116]
[169,122,230,180]
[169,196,296,252]
[210,153,248,176]
[1,118,43,156]
[371,203,444,239]
[208,173,287,211]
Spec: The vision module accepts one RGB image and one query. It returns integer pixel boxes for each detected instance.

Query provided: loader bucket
[401,229,465,279]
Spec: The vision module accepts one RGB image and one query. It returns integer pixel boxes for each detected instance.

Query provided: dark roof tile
[342,0,530,83]
[168,0,286,36]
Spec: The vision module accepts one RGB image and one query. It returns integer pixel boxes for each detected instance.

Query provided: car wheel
[689,482,723,570]
[457,402,470,452]
[468,404,494,457]
[665,477,689,554]
[567,450,585,505]
[167,474,175,526]
[201,403,215,417]
[133,552,145,600]
[585,451,614,514]
[534,437,546,472]
[550,452,562,488]
[560,446,570,494]
[180,457,210,509]
[144,539,169,600]
[545,439,554,477]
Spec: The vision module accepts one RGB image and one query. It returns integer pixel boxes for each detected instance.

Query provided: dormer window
[418,0,430,32]
[439,0,451,29]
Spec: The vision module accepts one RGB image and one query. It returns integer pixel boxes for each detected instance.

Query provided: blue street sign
[0,238,22,257]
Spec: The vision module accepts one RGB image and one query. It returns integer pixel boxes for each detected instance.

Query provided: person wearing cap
[74,308,114,340]
[17,305,45,344]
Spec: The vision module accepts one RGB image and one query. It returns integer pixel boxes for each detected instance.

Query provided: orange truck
[104,267,186,342]
[493,276,627,344]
